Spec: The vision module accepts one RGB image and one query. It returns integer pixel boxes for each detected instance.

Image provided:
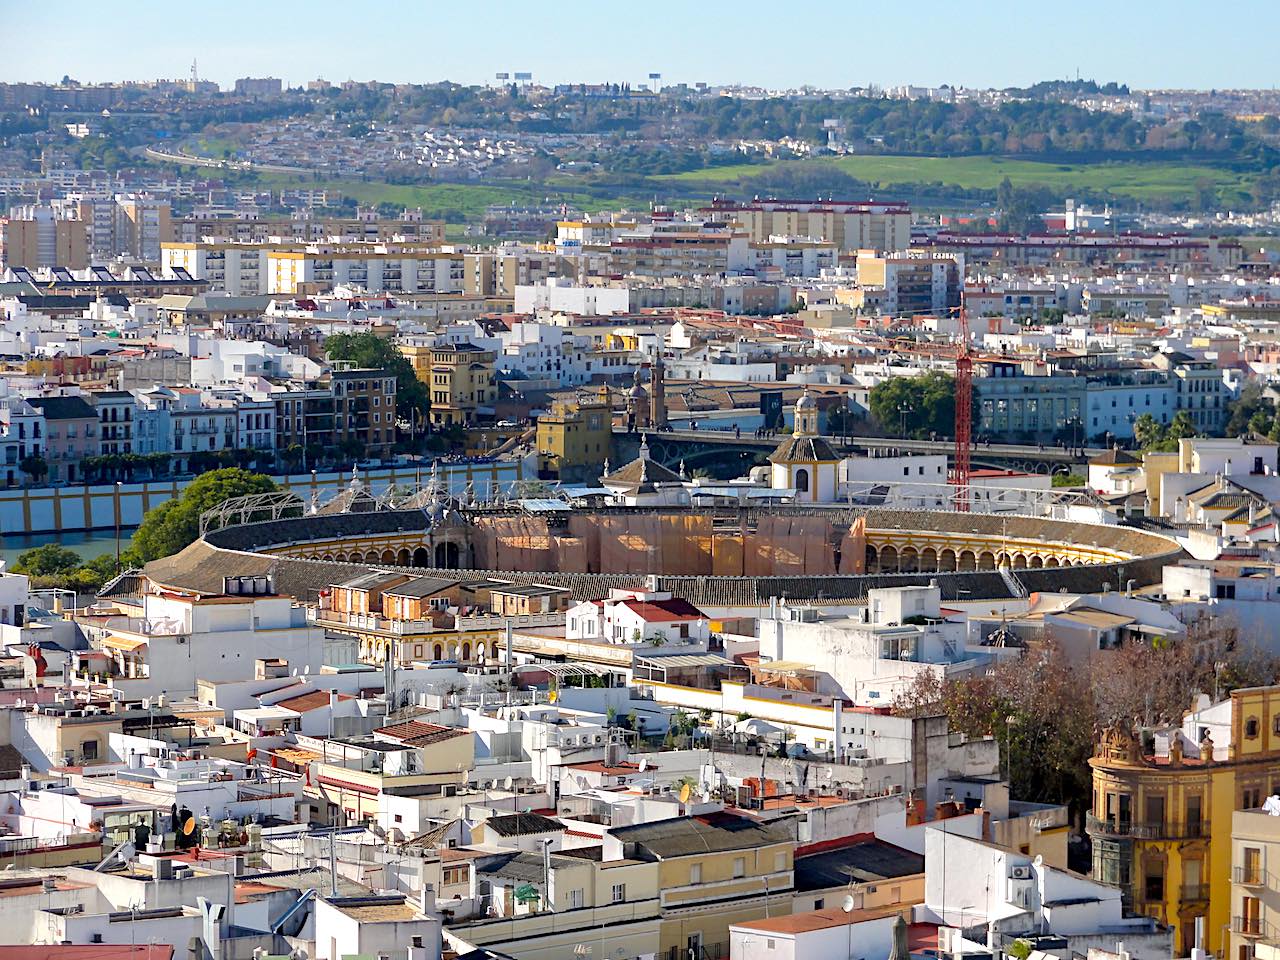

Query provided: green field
[657,154,1255,202]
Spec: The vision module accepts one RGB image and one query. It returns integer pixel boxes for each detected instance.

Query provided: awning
[100,635,148,653]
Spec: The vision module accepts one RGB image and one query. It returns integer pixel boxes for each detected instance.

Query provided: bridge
[613,427,1097,478]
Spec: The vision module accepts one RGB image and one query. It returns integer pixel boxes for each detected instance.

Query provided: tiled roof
[484,812,564,837]
[610,811,795,858]
[619,597,704,622]
[602,456,683,488]
[374,720,469,747]
[769,435,839,464]
[274,690,352,713]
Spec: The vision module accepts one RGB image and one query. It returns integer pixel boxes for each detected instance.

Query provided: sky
[3,0,1278,92]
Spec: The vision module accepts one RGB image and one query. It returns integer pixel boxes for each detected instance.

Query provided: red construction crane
[951,299,973,512]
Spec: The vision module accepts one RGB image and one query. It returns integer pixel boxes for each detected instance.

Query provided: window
[775,851,786,872]
[813,899,824,911]
[443,865,468,886]
[610,883,626,903]
[1247,717,1260,739]
[733,857,746,878]
[1143,864,1163,901]
[81,740,98,761]
[1244,847,1262,885]
[690,864,701,884]
[568,888,584,909]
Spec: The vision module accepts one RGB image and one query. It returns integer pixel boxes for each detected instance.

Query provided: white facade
[514,279,630,316]
[566,588,710,652]
[756,587,975,705]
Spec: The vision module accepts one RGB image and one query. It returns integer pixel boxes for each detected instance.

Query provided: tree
[1225,384,1275,437]
[130,468,278,564]
[19,455,48,485]
[869,371,959,439]
[1132,413,1164,450]
[894,624,1280,815]
[1136,411,1199,453]
[323,331,429,423]
[13,544,83,577]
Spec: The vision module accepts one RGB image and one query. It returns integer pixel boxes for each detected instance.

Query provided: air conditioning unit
[1010,864,1032,880]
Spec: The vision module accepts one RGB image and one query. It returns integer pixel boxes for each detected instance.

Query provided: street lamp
[897,402,914,440]
[114,481,123,571]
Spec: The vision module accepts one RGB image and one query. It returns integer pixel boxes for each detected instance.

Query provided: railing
[1085,814,1205,841]
[1233,917,1279,939]
[1236,867,1268,886]
[309,608,442,636]
[665,943,729,960]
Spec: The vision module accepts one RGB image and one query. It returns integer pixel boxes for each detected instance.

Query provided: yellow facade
[654,839,795,958]
[1088,687,1280,955]
[426,344,497,426]
[536,386,613,480]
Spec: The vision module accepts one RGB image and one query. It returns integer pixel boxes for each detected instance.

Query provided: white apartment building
[566,588,711,652]
[513,278,630,316]
[267,247,465,295]
[497,321,597,386]
[162,241,267,295]
[756,586,984,706]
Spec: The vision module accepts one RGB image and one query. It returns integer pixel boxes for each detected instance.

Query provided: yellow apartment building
[1088,686,1280,955]
[426,343,497,427]
[606,811,796,959]
[535,385,613,481]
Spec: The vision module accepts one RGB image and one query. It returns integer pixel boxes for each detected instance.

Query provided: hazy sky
[5,0,1278,91]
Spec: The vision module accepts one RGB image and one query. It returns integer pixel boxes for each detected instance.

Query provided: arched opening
[435,541,460,569]
[334,553,348,563]
[958,550,977,572]
[1045,557,1060,568]
[381,550,395,564]
[447,642,458,660]
[322,554,334,562]
[412,547,430,567]
[462,642,472,661]
[1012,553,1028,569]
[794,468,810,495]
[938,548,957,572]
[900,547,919,573]
[865,545,879,573]
[432,643,443,660]
[977,551,996,571]
[397,548,411,566]
[921,547,938,571]
[879,545,899,573]
[1029,555,1044,568]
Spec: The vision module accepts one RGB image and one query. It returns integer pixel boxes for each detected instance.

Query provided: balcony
[1233,917,1279,939]
[1086,813,1205,841]
[1236,867,1268,887]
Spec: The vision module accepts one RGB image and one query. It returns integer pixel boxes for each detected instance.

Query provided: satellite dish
[182,817,196,836]
[503,776,513,790]
[679,783,692,804]
[842,894,855,913]
[638,758,648,772]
